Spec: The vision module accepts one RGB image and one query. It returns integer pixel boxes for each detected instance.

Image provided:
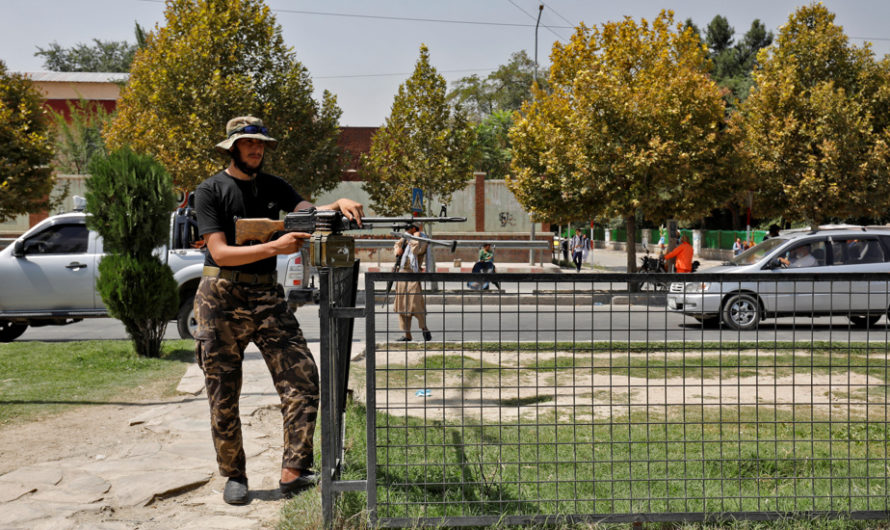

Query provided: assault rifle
[235,207,465,269]
[235,207,465,245]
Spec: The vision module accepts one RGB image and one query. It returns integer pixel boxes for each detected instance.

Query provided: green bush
[96,254,178,357]
[86,147,178,357]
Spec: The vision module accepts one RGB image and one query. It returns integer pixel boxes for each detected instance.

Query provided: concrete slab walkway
[0,343,312,529]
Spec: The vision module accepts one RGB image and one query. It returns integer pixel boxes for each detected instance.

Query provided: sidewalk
[360,247,725,275]
[357,248,726,305]
[0,344,304,529]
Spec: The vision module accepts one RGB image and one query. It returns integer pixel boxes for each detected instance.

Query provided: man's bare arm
[300,198,364,226]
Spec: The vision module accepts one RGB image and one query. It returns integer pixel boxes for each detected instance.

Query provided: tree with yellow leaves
[737,4,890,227]
[509,10,728,271]
[0,61,56,222]
[105,0,344,196]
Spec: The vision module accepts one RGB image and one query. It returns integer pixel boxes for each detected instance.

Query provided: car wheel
[0,320,28,342]
[722,293,761,331]
[177,294,197,339]
[849,315,881,328]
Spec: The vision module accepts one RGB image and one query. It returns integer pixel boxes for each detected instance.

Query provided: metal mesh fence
[360,271,890,527]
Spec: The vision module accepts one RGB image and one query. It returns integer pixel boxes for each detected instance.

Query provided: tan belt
[202,266,276,285]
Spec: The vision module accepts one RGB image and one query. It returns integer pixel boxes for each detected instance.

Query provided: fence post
[312,234,360,529]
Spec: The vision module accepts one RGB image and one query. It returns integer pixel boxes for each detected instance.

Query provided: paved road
[13,248,887,344]
[15,303,888,344]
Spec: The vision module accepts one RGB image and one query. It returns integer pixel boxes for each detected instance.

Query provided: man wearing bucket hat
[193,116,363,504]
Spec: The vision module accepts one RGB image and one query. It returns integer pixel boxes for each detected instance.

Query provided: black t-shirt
[194,170,303,274]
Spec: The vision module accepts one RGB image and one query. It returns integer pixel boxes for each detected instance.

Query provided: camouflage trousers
[193,276,319,478]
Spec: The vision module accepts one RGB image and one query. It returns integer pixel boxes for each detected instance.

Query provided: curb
[357,291,667,307]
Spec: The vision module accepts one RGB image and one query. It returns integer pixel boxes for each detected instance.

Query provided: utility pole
[530,3,543,265]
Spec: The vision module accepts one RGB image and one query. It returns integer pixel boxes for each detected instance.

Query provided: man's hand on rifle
[269,231,312,255]
[316,198,364,227]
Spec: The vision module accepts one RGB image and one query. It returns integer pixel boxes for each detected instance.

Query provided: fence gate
[319,270,890,528]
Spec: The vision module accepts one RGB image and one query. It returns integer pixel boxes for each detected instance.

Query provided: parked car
[0,204,312,342]
[667,227,890,330]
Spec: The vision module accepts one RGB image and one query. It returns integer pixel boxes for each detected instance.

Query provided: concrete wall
[313,177,541,238]
[484,180,534,232]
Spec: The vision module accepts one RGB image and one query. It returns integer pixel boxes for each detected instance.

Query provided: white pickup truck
[0,205,312,342]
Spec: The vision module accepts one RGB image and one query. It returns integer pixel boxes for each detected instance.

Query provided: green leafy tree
[362,44,477,216]
[105,0,344,196]
[473,110,514,179]
[86,147,178,358]
[449,51,546,178]
[0,61,56,222]
[509,11,728,271]
[448,51,547,121]
[36,36,138,73]
[737,4,890,227]
[682,16,774,229]
[50,98,110,174]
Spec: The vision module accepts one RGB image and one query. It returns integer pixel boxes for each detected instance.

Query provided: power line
[505,0,568,41]
[316,68,495,80]
[137,1,890,45]
[136,0,574,29]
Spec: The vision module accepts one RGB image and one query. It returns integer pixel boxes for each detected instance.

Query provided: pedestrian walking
[571,230,584,272]
[580,232,590,263]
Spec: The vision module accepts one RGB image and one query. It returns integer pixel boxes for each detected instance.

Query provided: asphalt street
[11,248,889,344]
[14,298,888,345]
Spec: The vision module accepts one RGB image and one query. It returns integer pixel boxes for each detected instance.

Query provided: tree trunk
[728,203,741,230]
[625,214,637,273]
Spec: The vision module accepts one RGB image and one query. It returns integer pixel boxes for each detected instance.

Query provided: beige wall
[35,81,121,101]
[0,175,86,236]
[314,179,539,235]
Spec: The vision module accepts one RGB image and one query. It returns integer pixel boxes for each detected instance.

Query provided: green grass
[323,402,890,529]
[380,340,890,355]
[0,339,194,425]
[377,354,503,389]
[321,339,890,528]
[525,351,890,381]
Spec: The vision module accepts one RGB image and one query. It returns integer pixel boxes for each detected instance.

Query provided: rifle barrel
[361,216,466,225]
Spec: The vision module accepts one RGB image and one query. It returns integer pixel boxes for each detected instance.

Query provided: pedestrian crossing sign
[411,188,423,214]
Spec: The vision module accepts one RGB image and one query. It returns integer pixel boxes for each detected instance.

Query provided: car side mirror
[767,258,782,270]
[12,240,24,258]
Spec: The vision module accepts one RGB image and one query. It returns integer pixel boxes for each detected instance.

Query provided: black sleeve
[194,183,224,237]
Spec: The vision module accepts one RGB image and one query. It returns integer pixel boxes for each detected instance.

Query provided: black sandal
[280,471,318,498]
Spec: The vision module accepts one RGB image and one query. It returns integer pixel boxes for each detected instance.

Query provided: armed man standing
[193,116,362,505]
[393,222,432,341]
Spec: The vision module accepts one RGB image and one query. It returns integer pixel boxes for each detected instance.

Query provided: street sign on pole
[411,188,424,215]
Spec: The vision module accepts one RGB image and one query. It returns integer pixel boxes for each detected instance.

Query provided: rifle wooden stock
[235,218,285,245]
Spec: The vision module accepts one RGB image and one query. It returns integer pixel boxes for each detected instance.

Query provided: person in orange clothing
[664,234,694,273]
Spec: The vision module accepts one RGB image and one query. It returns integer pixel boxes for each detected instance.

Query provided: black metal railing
[348,271,890,527]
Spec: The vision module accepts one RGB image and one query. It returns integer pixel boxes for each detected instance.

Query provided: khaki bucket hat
[215,116,278,154]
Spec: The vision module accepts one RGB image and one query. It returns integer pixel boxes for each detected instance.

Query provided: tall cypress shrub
[86,147,178,357]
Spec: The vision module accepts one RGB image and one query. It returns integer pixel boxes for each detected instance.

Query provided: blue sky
[3,1,890,126]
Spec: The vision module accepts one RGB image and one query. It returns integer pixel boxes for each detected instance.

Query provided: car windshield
[729,237,788,265]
